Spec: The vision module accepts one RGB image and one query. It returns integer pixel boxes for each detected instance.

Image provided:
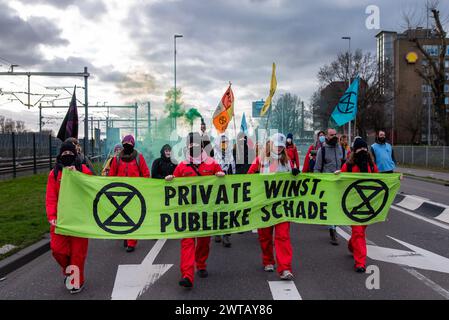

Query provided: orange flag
[212,85,234,134]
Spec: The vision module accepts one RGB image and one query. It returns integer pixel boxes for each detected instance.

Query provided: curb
[393,193,449,223]
[398,171,449,186]
[0,234,50,279]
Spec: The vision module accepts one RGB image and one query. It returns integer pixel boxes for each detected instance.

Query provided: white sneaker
[264,264,275,272]
[280,270,294,280]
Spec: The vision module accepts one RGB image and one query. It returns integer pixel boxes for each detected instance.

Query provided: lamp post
[174,34,183,131]
[342,36,352,145]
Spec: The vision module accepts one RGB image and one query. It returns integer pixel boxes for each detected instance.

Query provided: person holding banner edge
[340,138,378,273]
[46,141,93,294]
[165,132,225,288]
[108,134,151,252]
[248,132,299,280]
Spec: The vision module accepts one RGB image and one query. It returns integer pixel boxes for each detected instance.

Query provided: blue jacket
[370,143,396,172]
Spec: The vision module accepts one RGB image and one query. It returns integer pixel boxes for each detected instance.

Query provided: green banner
[55,168,401,239]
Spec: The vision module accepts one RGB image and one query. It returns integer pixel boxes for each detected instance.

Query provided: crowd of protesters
[46,125,398,293]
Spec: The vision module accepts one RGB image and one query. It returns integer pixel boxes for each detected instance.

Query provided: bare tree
[406,2,449,144]
[314,49,393,139]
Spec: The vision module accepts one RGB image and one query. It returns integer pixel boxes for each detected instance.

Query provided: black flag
[57,87,78,141]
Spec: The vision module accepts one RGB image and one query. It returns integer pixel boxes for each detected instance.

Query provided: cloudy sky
[0,0,447,137]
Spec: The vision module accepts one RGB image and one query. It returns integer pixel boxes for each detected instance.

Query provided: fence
[0,132,104,179]
[394,145,449,169]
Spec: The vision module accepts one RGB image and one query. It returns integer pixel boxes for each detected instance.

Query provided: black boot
[179,277,193,288]
[222,235,231,248]
[329,228,339,246]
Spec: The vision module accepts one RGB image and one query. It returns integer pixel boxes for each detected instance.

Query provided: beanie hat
[353,137,368,152]
[122,135,135,146]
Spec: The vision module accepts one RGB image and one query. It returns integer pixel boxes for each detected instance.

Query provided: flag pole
[230,81,240,161]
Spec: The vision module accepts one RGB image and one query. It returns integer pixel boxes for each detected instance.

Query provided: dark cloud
[125,0,449,103]
[0,0,68,67]
[17,0,107,19]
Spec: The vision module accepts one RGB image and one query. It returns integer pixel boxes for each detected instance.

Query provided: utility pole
[0,67,90,148]
[342,36,352,145]
[147,102,151,139]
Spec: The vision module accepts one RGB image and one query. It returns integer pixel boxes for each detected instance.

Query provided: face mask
[123,144,134,155]
[327,137,338,145]
[355,151,369,172]
[319,136,326,143]
[378,137,386,143]
[60,155,75,167]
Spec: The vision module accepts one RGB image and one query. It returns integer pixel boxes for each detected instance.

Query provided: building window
[445,97,449,105]
[422,59,428,66]
[424,45,439,56]
[446,60,449,69]
[445,84,449,93]
[422,84,432,93]
[446,72,449,81]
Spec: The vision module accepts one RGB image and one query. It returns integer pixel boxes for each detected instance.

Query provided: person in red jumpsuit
[46,141,93,294]
[340,137,378,273]
[165,132,224,288]
[108,134,150,252]
[248,133,299,280]
[285,133,300,171]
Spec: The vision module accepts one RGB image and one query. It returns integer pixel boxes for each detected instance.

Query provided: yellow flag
[260,62,277,116]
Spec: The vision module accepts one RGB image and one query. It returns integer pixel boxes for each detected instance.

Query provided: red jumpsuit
[286,143,300,170]
[108,152,150,248]
[247,157,293,275]
[341,162,379,268]
[46,165,92,286]
[173,159,223,284]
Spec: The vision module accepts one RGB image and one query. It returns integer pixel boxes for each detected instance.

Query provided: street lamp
[342,36,352,145]
[174,34,183,130]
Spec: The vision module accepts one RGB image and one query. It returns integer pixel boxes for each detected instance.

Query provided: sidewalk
[396,166,449,184]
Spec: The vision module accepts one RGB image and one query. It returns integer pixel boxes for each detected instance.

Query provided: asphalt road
[1,176,449,300]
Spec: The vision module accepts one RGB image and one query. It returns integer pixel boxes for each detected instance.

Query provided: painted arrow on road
[337,228,449,274]
[111,239,173,300]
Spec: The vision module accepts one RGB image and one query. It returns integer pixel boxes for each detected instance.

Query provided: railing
[394,145,448,169]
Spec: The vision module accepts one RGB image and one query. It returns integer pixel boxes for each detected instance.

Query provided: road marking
[396,195,426,211]
[336,227,449,300]
[111,239,173,300]
[391,205,449,231]
[436,208,449,224]
[402,267,449,300]
[268,281,302,300]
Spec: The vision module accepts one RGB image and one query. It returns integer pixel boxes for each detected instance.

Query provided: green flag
[55,169,401,239]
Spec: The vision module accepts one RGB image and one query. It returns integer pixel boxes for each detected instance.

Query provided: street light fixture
[174,34,183,130]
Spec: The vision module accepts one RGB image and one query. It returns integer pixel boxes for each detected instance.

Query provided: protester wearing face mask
[151,144,177,179]
[314,128,344,246]
[302,130,325,173]
[340,138,379,273]
[247,133,297,280]
[65,137,95,173]
[46,142,93,294]
[285,133,300,171]
[108,135,150,252]
[370,130,396,173]
[165,132,225,288]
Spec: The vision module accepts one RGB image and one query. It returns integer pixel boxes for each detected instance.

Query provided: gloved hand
[292,168,300,176]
